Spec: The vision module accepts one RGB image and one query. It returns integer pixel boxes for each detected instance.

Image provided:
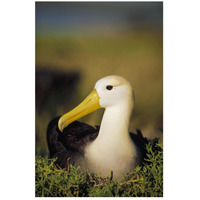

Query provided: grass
[35,141,163,197]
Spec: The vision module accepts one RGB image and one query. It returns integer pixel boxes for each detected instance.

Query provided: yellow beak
[58,89,101,132]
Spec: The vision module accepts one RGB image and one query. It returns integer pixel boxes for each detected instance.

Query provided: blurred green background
[36,2,163,156]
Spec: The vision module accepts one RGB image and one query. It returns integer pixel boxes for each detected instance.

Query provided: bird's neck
[84,100,137,178]
[96,101,133,143]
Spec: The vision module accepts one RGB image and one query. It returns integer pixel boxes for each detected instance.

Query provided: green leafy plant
[35,141,163,197]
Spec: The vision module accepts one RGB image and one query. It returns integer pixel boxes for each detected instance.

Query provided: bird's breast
[84,137,139,179]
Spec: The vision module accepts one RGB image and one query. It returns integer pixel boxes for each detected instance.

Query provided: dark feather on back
[47,116,99,168]
[129,129,149,164]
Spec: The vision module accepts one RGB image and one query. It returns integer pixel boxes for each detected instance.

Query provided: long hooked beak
[58,89,101,132]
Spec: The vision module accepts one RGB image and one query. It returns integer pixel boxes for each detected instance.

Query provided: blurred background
[36,2,163,156]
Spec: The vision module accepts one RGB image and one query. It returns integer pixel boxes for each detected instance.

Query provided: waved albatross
[47,75,148,179]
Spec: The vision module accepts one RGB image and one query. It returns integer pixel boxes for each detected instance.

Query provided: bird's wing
[47,116,99,168]
[129,129,149,163]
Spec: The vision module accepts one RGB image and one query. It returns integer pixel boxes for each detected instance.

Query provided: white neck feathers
[85,100,139,179]
[96,102,132,144]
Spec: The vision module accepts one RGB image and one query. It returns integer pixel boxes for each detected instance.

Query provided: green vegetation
[35,141,163,197]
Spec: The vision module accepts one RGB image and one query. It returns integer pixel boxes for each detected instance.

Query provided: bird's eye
[106,85,113,90]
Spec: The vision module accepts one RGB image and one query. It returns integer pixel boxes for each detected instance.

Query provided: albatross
[47,75,148,179]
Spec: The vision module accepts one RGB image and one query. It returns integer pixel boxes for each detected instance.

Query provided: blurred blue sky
[36,2,163,36]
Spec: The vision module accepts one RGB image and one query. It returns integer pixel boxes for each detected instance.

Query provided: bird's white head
[95,75,134,108]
